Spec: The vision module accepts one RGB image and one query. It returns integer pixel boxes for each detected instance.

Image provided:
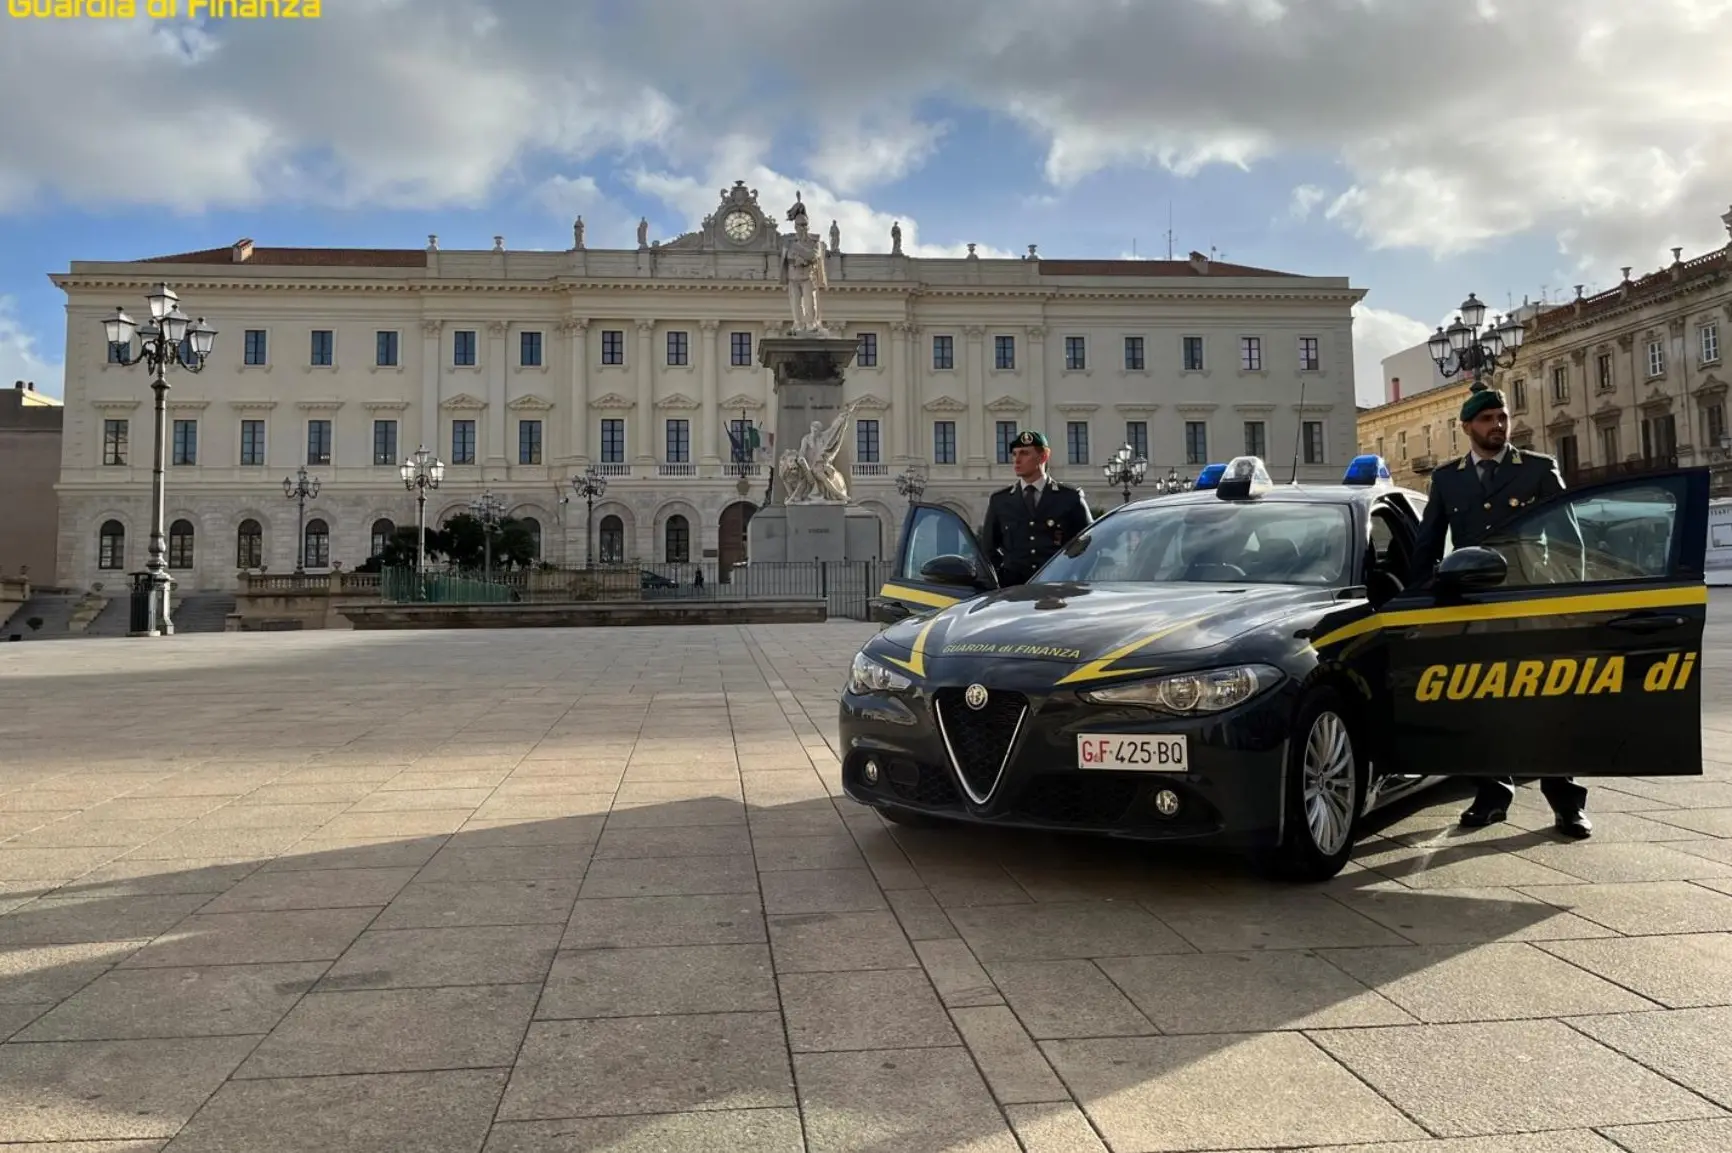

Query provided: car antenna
[1288,372,1307,484]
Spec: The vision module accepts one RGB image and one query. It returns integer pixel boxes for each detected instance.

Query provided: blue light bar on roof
[1193,462,1227,490]
[1343,454,1393,486]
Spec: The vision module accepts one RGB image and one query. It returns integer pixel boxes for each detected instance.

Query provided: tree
[435,513,538,572]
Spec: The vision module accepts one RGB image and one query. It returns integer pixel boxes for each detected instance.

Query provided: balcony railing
[594,462,632,477]
[1410,454,1437,473]
[851,462,889,478]
[1565,452,1679,487]
[658,463,698,478]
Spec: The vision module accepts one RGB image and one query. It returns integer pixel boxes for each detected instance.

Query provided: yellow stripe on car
[880,615,942,678]
[1308,585,1708,652]
[877,581,964,609]
[1054,611,1225,686]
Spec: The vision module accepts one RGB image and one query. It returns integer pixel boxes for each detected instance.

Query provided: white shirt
[1017,475,1050,498]
[1468,445,1510,467]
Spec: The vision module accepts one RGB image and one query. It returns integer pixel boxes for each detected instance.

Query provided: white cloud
[627,156,1017,259]
[1289,184,1325,221]
[807,115,948,195]
[3,0,1728,290]
[1351,302,1432,407]
[0,297,64,400]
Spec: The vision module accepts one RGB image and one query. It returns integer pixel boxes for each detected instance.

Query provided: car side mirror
[920,554,987,589]
[1434,546,1507,594]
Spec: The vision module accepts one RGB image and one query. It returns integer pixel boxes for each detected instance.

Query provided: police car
[842,454,1710,880]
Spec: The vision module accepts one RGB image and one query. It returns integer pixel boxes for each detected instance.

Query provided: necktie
[1477,459,1497,489]
[1023,484,1039,513]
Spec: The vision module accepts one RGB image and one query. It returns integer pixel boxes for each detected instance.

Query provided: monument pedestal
[746,502,882,565]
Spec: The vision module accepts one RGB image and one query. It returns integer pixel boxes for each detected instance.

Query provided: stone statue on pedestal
[778,399,860,504]
[780,200,829,334]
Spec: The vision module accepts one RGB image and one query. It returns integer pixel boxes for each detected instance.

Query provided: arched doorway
[598,515,625,565]
[717,501,756,581]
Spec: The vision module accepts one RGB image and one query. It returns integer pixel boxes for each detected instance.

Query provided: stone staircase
[174,593,237,633]
[81,596,133,638]
[1,592,83,641]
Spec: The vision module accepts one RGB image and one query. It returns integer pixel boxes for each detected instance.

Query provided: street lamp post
[399,445,445,578]
[102,284,217,638]
[894,463,927,505]
[1153,467,1193,496]
[282,465,321,574]
[473,490,506,583]
[570,465,608,567]
[1102,444,1149,504]
[1427,292,1526,386]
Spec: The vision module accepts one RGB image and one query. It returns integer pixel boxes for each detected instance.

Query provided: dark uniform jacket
[1409,446,1572,583]
[982,478,1093,586]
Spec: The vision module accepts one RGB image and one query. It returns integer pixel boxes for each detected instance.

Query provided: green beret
[1013,430,1049,449]
[1460,382,1505,422]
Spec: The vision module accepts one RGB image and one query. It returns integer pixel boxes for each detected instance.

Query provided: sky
[2,0,1730,408]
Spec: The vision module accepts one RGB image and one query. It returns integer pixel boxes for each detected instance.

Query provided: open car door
[870,503,1000,625]
[1382,468,1710,778]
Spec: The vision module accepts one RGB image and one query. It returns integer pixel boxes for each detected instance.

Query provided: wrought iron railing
[1565,452,1679,487]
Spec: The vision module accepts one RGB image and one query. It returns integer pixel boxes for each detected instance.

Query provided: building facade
[0,381,65,584]
[50,182,1365,591]
[1490,208,1732,494]
[1355,381,1471,490]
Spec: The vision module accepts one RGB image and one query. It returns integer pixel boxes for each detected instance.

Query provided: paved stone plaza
[2,612,1732,1153]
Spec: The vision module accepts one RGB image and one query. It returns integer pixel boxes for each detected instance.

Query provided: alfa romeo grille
[933,688,1028,803]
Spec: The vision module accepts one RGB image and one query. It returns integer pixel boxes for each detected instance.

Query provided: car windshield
[1036,499,1355,587]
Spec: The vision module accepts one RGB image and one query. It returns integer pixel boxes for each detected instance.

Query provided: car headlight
[848,651,913,695]
[1080,664,1280,713]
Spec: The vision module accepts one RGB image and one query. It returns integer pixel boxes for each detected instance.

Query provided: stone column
[1027,324,1048,445]
[890,323,911,462]
[485,321,508,465]
[419,320,442,452]
[700,320,721,466]
[635,320,656,462]
[563,318,590,464]
[964,325,988,468]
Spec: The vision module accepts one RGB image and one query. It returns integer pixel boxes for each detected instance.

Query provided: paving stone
[483,1111,805,1152]
[1101,949,1417,1033]
[320,923,562,990]
[1536,933,1732,1008]
[0,1036,257,1141]
[419,844,592,883]
[199,866,419,914]
[1151,891,1409,951]
[1571,1006,1732,1108]
[795,1046,1021,1153]
[578,853,758,898]
[1290,1133,1629,1152]
[0,893,212,946]
[767,910,919,973]
[950,1004,1069,1104]
[780,968,958,1052]
[886,887,957,941]
[1310,1019,1725,1136]
[1514,880,1732,934]
[561,893,766,949]
[120,907,379,968]
[236,983,540,1078]
[160,1069,507,1153]
[759,867,888,914]
[498,1012,795,1120]
[537,943,776,1018]
[1329,884,1618,945]
[986,959,1156,1039]
[1319,941,1659,1023]
[373,878,579,929]
[15,962,325,1041]
[1600,1119,1732,1152]
[1002,1102,1111,1153]
[948,900,1193,962]
[257,835,448,872]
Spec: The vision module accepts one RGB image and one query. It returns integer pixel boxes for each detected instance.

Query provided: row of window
[1377,408,1715,474]
[105,414,1330,470]
[1513,324,1722,410]
[116,327,1326,375]
[91,512,701,571]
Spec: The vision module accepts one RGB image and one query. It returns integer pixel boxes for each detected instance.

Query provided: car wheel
[876,804,945,829]
[1269,688,1362,882]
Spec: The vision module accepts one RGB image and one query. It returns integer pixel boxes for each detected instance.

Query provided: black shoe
[1460,803,1508,828]
[1553,810,1593,839]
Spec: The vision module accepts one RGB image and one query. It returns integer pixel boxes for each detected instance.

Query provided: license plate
[1077,734,1188,772]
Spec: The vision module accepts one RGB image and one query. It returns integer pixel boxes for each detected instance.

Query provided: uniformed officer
[1409,380,1592,838]
[981,430,1093,586]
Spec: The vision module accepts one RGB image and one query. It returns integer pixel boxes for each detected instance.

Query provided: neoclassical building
[50,181,1365,591]
[1483,206,1732,495]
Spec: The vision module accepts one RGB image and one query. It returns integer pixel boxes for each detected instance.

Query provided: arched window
[304,518,330,569]
[97,520,125,570]
[598,515,624,565]
[167,519,195,569]
[665,514,691,563]
[518,516,542,560]
[370,518,395,558]
[236,519,263,569]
